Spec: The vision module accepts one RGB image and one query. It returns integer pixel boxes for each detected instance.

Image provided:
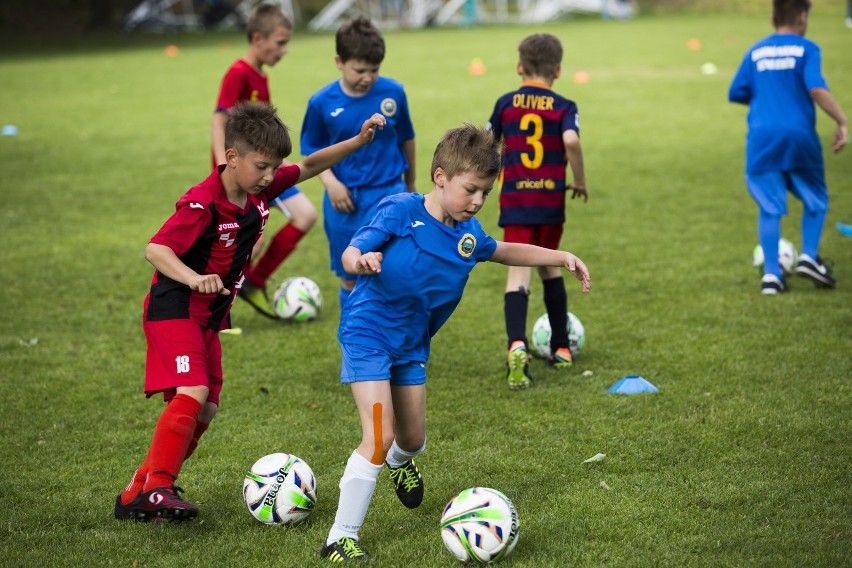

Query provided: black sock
[504,289,529,349]
[543,276,568,351]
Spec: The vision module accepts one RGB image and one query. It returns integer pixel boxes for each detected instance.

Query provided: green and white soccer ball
[440,487,520,564]
[272,277,322,321]
[243,453,317,526]
[752,238,798,275]
[530,311,586,358]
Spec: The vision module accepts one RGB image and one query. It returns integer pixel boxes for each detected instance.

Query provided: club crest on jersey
[219,232,236,248]
[458,233,477,258]
[380,98,397,117]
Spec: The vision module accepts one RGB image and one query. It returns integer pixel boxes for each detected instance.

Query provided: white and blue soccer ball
[243,453,317,526]
[272,277,322,321]
[440,487,520,564]
[530,311,586,359]
[752,238,798,275]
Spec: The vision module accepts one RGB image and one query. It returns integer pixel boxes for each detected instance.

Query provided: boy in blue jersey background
[300,16,416,308]
[318,124,590,563]
[486,33,588,390]
[728,0,847,295]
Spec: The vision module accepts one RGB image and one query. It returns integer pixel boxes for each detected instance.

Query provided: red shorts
[503,224,563,250]
[143,318,223,405]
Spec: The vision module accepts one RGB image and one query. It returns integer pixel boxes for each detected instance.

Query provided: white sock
[326,451,383,545]
[385,438,426,469]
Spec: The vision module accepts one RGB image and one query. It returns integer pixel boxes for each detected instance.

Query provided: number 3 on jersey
[519,113,544,169]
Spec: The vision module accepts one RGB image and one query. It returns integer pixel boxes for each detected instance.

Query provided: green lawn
[0,7,850,567]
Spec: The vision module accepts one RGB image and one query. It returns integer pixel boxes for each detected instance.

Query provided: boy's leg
[324,375,394,558]
[747,172,787,292]
[790,170,835,287]
[387,380,427,508]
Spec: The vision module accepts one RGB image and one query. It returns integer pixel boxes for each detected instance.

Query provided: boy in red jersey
[486,33,588,390]
[115,102,385,522]
[211,3,317,318]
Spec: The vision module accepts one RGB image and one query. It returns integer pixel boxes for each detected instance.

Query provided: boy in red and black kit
[486,33,588,390]
[115,101,385,522]
[211,3,317,318]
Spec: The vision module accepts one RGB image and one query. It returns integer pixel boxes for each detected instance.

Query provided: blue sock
[800,210,825,259]
[339,286,352,307]
[758,211,782,277]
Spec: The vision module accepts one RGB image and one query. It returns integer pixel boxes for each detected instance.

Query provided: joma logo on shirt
[219,222,240,231]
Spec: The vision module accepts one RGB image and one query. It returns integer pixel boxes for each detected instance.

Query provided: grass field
[1,5,850,567]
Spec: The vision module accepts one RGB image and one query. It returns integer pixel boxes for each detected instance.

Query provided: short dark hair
[336,17,385,64]
[773,0,811,27]
[225,101,291,161]
[246,3,292,43]
[518,33,563,78]
[431,123,502,181]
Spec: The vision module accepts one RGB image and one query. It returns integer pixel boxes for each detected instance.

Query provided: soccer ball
[272,277,322,321]
[752,238,798,275]
[440,487,520,564]
[530,311,586,359]
[243,453,317,526]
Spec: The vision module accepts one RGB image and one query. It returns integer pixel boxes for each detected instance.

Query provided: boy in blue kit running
[300,16,416,308]
[729,0,847,295]
[486,33,588,390]
[318,124,590,562]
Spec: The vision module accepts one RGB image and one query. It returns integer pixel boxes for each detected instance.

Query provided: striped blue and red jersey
[144,164,300,330]
[486,81,579,226]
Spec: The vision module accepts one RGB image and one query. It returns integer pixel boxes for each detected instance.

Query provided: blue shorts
[323,180,408,278]
[270,185,301,208]
[746,170,827,216]
[340,343,426,386]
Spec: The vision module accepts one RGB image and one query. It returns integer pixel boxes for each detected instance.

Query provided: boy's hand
[359,113,387,145]
[354,251,383,275]
[569,183,588,203]
[327,178,355,213]
[832,124,848,153]
[191,274,230,295]
[563,253,591,293]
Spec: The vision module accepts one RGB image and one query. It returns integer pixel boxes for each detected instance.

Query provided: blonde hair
[430,123,502,181]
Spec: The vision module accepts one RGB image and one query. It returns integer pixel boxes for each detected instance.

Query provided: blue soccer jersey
[300,77,415,189]
[486,81,579,226]
[728,33,828,173]
[339,193,497,361]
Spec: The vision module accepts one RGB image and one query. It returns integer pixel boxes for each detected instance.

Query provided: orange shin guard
[370,402,385,465]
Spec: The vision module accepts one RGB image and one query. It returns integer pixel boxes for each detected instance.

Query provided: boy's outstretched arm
[564,130,588,202]
[811,88,849,153]
[145,243,230,295]
[341,246,383,275]
[490,241,590,293]
[295,114,387,182]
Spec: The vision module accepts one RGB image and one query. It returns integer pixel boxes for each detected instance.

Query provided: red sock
[119,458,149,505]
[246,223,306,287]
[142,394,202,492]
[184,420,209,460]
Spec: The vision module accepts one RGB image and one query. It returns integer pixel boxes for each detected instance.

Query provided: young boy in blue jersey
[729,0,847,295]
[300,16,416,308]
[318,124,590,562]
[486,33,588,390]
